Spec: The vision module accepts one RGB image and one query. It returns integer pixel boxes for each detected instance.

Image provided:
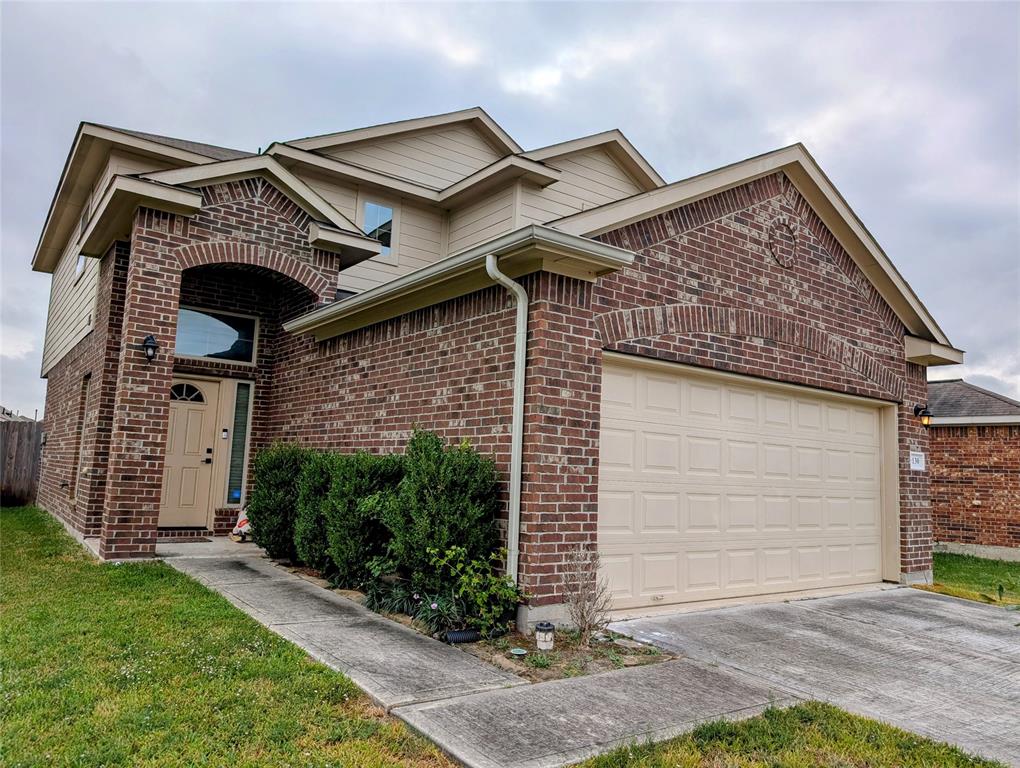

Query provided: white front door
[598,357,886,611]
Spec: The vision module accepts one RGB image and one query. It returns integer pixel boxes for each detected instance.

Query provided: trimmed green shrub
[246,443,311,561]
[381,430,499,594]
[294,451,340,573]
[324,452,405,588]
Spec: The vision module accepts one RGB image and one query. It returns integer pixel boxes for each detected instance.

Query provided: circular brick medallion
[767,217,798,268]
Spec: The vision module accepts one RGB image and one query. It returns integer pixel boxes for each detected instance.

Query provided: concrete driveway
[612,588,1020,766]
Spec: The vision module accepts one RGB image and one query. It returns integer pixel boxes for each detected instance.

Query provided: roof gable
[550,144,957,349]
[287,107,522,157]
[522,130,664,191]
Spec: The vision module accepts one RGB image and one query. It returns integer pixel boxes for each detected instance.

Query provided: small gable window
[176,307,256,364]
[363,201,394,256]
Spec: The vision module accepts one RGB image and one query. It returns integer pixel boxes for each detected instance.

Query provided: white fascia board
[287,107,522,155]
[551,144,954,347]
[80,176,203,257]
[905,335,965,366]
[284,225,635,340]
[143,156,364,235]
[930,415,1020,426]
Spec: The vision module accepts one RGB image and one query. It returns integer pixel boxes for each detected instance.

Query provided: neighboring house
[928,379,1020,561]
[32,107,964,625]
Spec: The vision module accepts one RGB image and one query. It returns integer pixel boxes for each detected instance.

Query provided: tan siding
[519,146,644,225]
[42,150,172,374]
[447,186,515,255]
[323,124,504,189]
[41,241,99,374]
[299,171,359,222]
[340,199,445,294]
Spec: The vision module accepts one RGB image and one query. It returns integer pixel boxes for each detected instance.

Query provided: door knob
[203,458,212,464]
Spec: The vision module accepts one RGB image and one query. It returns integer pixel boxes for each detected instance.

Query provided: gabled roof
[96,125,253,162]
[142,155,364,234]
[522,129,664,191]
[32,122,240,272]
[929,379,1020,424]
[286,107,523,156]
[550,143,958,350]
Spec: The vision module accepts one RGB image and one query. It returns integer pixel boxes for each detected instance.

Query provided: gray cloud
[2,1,1017,417]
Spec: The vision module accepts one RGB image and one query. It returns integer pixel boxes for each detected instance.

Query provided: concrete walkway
[165,543,796,767]
[613,588,1020,766]
[166,549,526,710]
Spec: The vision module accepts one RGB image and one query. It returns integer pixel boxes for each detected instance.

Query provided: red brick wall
[38,241,128,536]
[931,424,1020,548]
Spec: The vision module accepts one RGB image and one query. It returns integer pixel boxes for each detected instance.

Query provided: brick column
[897,362,933,583]
[517,273,602,625]
[99,210,184,558]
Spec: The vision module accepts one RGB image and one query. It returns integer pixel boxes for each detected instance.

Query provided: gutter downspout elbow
[485,253,527,586]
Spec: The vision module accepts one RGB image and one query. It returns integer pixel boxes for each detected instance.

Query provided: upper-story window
[363,200,394,257]
[75,254,86,277]
[176,307,256,364]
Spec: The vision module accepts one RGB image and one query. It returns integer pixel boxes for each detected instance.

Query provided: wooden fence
[1,421,43,505]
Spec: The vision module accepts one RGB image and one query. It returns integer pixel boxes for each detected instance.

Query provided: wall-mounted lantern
[913,404,933,428]
[140,335,159,363]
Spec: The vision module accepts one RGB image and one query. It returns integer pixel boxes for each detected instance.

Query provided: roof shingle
[928,379,1020,418]
[98,124,254,161]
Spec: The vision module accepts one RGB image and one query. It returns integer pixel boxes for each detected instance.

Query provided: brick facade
[931,425,1020,549]
[39,171,934,601]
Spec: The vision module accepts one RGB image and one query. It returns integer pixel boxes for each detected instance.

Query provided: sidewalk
[165,543,794,767]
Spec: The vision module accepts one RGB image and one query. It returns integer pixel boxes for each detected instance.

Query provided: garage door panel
[599,360,885,610]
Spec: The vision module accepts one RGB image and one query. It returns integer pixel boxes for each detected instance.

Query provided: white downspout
[485,253,527,585]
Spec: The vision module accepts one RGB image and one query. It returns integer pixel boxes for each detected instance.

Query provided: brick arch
[597,304,905,399]
[173,241,330,301]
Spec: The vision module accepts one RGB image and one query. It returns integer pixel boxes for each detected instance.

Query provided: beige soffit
[308,222,382,266]
[286,106,523,155]
[80,176,203,257]
[551,143,959,349]
[904,335,965,367]
[522,129,665,190]
[930,415,1020,426]
[284,224,635,340]
[32,123,223,273]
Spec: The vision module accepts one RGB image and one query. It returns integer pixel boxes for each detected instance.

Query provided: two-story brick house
[33,108,963,624]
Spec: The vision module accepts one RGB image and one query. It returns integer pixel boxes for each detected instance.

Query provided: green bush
[429,546,523,636]
[247,443,311,561]
[381,430,499,594]
[294,451,340,573]
[324,452,404,588]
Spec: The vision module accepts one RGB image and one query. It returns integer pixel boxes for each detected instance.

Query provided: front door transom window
[170,383,205,402]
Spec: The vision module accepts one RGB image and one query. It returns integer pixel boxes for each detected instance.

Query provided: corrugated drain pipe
[485,253,527,585]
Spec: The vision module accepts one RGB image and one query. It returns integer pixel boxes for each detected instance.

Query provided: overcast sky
[1,1,1017,417]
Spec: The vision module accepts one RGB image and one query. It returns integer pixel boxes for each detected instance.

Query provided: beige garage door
[599,357,885,611]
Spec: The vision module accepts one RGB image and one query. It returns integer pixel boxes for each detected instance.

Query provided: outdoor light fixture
[140,335,159,363]
[535,621,555,651]
[913,404,933,428]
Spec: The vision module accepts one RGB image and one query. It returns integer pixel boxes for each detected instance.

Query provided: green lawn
[1,506,1006,768]
[0,506,451,768]
[922,552,1020,605]
[584,701,1001,768]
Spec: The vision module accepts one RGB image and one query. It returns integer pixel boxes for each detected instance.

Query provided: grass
[583,701,1002,767]
[0,506,452,768]
[918,552,1020,605]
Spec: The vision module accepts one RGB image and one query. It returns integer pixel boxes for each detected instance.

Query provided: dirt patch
[459,630,672,682]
